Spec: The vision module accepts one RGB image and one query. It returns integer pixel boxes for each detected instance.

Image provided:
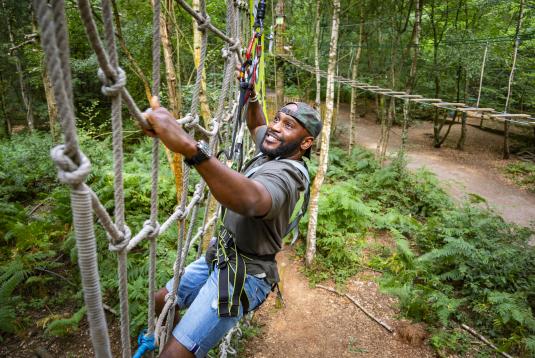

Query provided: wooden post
[477,42,489,128]
[457,111,467,150]
[504,121,510,159]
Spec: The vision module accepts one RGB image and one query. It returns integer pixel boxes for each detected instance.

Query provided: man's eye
[285,122,292,129]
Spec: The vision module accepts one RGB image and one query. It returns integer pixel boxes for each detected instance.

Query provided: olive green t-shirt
[207,125,307,284]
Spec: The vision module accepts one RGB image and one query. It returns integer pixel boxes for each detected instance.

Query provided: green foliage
[45,306,87,337]
[302,146,535,356]
[504,161,535,193]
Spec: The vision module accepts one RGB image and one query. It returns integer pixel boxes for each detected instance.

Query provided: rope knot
[108,224,131,252]
[143,220,160,239]
[228,39,241,52]
[197,15,211,31]
[97,67,126,97]
[50,145,91,186]
[221,48,231,60]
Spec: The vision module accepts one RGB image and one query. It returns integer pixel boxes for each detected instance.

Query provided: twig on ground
[103,303,118,316]
[461,324,513,358]
[316,284,394,333]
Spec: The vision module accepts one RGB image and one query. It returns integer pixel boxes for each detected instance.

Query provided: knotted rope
[35,0,251,356]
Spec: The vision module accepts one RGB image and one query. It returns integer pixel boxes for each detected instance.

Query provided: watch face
[198,140,210,156]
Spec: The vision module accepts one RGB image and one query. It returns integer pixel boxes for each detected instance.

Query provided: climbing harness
[213,152,311,318]
[231,0,267,171]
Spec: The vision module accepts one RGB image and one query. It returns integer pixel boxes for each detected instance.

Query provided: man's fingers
[150,96,160,110]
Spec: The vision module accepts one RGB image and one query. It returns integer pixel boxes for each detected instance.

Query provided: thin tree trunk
[314,0,321,109]
[0,72,11,138]
[112,0,152,101]
[5,0,34,132]
[192,0,212,126]
[306,0,340,267]
[42,65,59,143]
[405,0,421,94]
[161,0,185,206]
[503,0,524,159]
[348,5,364,154]
[275,0,285,109]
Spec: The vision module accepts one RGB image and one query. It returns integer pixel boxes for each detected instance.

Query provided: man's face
[261,104,310,158]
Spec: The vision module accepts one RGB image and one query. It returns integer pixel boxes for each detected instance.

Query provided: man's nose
[269,120,282,132]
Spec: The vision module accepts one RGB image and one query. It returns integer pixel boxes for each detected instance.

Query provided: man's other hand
[142,96,196,156]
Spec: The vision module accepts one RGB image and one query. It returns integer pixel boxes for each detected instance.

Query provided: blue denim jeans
[165,256,272,357]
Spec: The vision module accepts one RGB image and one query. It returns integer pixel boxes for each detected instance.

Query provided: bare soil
[336,101,535,229]
[4,100,534,357]
[243,248,435,358]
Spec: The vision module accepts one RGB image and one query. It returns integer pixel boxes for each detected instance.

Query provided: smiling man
[143,93,322,357]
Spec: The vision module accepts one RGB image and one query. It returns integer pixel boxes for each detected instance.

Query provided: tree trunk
[503,0,524,159]
[192,0,212,125]
[5,0,34,132]
[275,0,285,109]
[306,0,340,267]
[42,65,59,143]
[348,5,364,154]
[0,72,12,138]
[456,111,467,150]
[405,0,421,94]
[161,0,185,206]
[313,0,321,109]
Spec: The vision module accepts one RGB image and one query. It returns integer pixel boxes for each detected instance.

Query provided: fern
[45,306,87,336]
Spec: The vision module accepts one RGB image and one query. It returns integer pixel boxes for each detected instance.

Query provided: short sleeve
[251,161,305,220]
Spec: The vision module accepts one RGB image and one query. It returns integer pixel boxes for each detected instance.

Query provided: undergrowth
[299,146,535,357]
[504,161,535,193]
[0,130,200,341]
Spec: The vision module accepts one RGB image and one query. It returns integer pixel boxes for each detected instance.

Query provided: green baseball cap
[280,102,323,138]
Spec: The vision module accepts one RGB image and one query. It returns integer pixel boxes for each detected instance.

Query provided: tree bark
[306,0,340,267]
[5,0,34,132]
[405,0,421,94]
[313,0,321,109]
[0,72,12,138]
[42,65,59,143]
[348,5,364,154]
[192,0,212,126]
[275,0,285,109]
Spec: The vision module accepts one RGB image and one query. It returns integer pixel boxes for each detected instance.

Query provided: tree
[306,0,340,266]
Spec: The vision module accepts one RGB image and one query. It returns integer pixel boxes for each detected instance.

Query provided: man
[143,93,322,357]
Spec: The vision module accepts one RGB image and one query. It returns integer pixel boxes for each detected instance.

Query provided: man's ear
[300,136,314,151]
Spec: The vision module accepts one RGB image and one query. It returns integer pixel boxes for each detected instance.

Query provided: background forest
[1,0,534,357]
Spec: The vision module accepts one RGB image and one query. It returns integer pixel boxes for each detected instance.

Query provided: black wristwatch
[184,140,211,167]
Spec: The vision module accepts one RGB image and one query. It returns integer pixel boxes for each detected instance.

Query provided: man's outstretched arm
[143,102,271,217]
[245,90,267,138]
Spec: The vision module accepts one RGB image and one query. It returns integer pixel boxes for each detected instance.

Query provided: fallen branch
[316,284,394,333]
[461,324,513,358]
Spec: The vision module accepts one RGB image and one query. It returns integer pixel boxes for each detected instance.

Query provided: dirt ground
[243,248,435,358]
[242,100,535,358]
[336,101,535,229]
[4,100,535,357]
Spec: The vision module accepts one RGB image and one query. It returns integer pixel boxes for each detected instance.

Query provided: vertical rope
[101,0,131,356]
[34,1,111,356]
[148,0,162,345]
[476,42,488,108]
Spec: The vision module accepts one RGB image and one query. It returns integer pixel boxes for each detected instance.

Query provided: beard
[260,132,303,158]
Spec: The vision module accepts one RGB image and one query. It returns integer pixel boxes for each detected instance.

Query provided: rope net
[34,0,263,356]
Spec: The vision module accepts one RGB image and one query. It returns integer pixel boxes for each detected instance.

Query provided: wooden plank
[394,94,423,98]
[457,107,495,112]
[433,102,466,107]
[383,91,407,95]
[411,98,442,102]
[491,113,531,118]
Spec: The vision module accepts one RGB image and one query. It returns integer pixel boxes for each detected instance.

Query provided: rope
[34,1,112,357]
[36,0,253,355]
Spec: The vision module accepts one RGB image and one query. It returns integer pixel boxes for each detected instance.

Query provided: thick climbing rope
[34,0,253,356]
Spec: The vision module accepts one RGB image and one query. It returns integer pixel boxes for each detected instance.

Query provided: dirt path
[337,102,535,229]
[243,101,535,358]
[244,248,434,358]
